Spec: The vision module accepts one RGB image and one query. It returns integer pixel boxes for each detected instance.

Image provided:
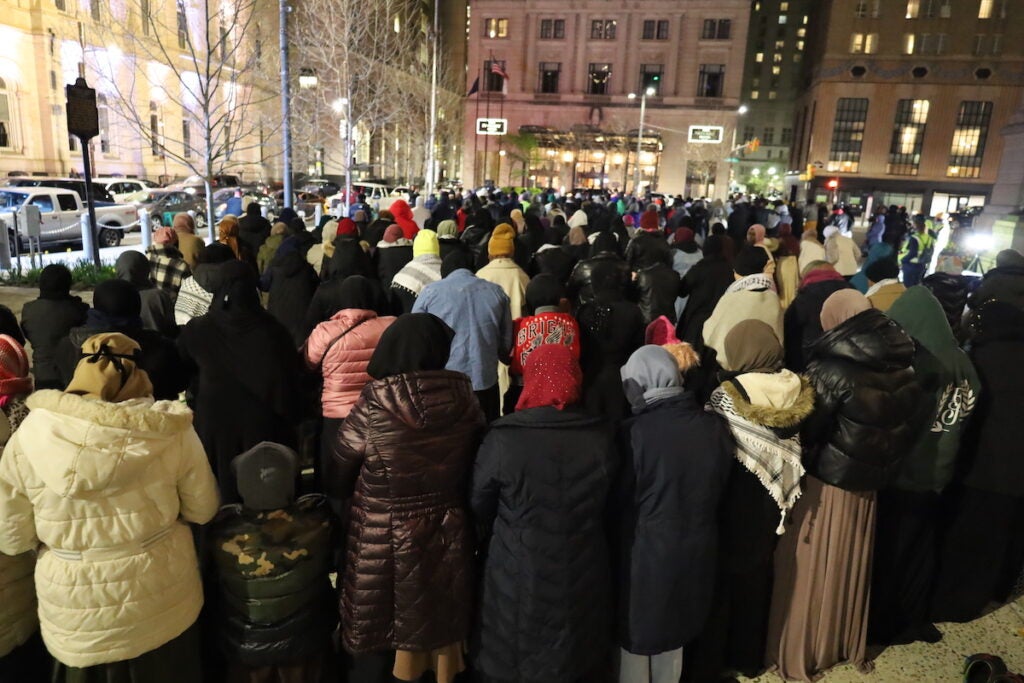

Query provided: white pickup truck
[0,186,137,249]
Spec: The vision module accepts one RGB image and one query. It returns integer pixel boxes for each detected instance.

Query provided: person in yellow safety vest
[900,215,936,286]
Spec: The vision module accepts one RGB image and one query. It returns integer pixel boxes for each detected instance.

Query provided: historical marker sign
[66,78,99,140]
[476,118,509,136]
[688,125,724,144]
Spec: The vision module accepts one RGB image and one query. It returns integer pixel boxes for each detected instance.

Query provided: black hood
[810,308,915,372]
[115,251,153,289]
[193,261,231,294]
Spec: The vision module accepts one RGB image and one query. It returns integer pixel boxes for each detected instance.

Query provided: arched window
[0,78,11,148]
[97,93,111,153]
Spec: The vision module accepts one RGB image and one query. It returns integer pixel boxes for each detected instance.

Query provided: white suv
[96,178,158,204]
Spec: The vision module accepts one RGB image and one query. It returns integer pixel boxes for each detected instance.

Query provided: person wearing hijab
[460,208,496,271]
[864,258,906,311]
[391,229,443,314]
[305,218,339,276]
[177,261,304,502]
[824,225,861,278]
[530,224,578,285]
[0,332,218,683]
[387,199,420,240]
[436,219,467,262]
[783,261,852,372]
[174,243,237,326]
[328,313,484,683]
[147,226,192,296]
[172,212,206,269]
[702,246,784,371]
[218,214,258,271]
[20,264,88,390]
[676,234,735,351]
[850,241,896,293]
[263,238,321,347]
[617,345,732,683]
[766,289,922,681]
[115,250,178,338]
[258,221,288,274]
[56,279,185,401]
[689,322,814,681]
[506,274,580,414]
[0,335,46,680]
[868,286,981,646]
[375,224,415,286]
[238,201,272,259]
[931,300,1024,624]
[797,227,826,275]
[471,344,615,683]
[305,276,397,477]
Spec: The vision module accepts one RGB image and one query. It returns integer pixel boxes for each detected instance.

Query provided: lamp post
[279,0,292,209]
[628,87,655,196]
[333,96,353,216]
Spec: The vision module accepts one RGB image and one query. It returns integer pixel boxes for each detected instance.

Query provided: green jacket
[887,286,981,492]
[257,233,284,274]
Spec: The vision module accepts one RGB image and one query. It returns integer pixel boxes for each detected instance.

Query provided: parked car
[95,177,159,204]
[213,188,276,220]
[4,177,116,204]
[0,187,138,249]
[139,190,209,230]
[164,173,242,194]
[273,190,323,221]
[325,182,413,215]
[299,177,341,197]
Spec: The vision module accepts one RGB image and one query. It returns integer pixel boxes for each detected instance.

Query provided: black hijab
[210,260,263,318]
[442,250,475,277]
[39,264,73,300]
[525,274,565,314]
[590,231,620,257]
[89,279,143,330]
[366,313,454,379]
[334,275,389,315]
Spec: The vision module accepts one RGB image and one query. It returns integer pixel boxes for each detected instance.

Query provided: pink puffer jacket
[304,309,397,418]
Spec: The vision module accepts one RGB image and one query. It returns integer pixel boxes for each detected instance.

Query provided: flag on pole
[490,61,509,80]
[467,76,480,96]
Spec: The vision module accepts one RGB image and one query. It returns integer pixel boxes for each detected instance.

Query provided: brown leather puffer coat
[329,369,485,654]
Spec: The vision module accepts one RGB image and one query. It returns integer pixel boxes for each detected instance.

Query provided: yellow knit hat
[413,229,440,258]
[488,223,516,258]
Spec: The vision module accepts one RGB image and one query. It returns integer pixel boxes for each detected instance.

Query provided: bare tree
[291,0,426,211]
[90,0,275,234]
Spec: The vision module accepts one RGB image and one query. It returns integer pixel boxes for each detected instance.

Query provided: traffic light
[806,164,816,179]
[827,178,839,190]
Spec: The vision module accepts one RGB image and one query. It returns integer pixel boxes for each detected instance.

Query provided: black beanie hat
[733,245,770,276]
[865,257,900,283]
[442,250,475,277]
[525,274,565,314]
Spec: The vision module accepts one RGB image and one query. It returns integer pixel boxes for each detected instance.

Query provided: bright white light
[768,167,778,175]
[331,97,347,113]
[738,105,749,115]
[628,92,637,100]
[751,168,761,176]
[966,232,994,253]
[645,87,656,96]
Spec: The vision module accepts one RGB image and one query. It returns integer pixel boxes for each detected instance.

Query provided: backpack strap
[315,319,368,371]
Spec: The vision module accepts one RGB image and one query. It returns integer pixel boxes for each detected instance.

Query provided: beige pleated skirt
[765,475,877,682]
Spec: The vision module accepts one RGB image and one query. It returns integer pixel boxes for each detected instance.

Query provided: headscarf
[567,225,588,246]
[366,313,454,379]
[995,249,1024,269]
[413,229,440,258]
[620,345,685,413]
[822,225,840,240]
[218,215,242,259]
[673,228,695,247]
[778,223,800,256]
[38,264,73,300]
[336,218,359,237]
[153,227,178,246]
[271,221,288,236]
[65,332,153,403]
[747,224,766,245]
[733,245,770,276]
[90,279,143,329]
[590,231,619,257]
[0,335,32,405]
[210,260,262,317]
[820,289,871,332]
[567,210,588,229]
[723,320,784,373]
[437,220,458,238]
[382,225,404,244]
[702,234,725,258]
[515,344,582,412]
[172,212,196,234]
[525,274,564,314]
[639,209,660,232]
[332,275,389,314]
[510,209,526,234]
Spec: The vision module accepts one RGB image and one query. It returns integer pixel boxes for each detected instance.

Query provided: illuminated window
[978,0,992,18]
[484,18,508,38]
[779,15,787,23]
[751,90,760,99]
[947,101,992,178]
[0,78,11,148]
[780,2,789,10]
[768,91,778,100]
[591,19,617,40]
[906,0,920,18]
[755,52,764,62]
[888,99,930,175]
[588,63,612,94]
[903,33,915,54]
[771,65,781,75]
[828,97,869,173]
[850,33,865,53]
[97,94,110,153]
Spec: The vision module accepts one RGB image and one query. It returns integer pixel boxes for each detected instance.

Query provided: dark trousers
[501,384,523,416]
[474,385,500,423]
[0,632,49,683]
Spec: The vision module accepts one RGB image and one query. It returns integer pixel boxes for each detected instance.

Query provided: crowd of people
[0,187,1021,683]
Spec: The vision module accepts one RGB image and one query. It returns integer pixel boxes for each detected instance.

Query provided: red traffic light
[826,179,839,190]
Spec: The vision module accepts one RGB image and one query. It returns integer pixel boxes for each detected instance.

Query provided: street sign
[476,118,508,136]
[688,125,724,144]
[65,78,99,140]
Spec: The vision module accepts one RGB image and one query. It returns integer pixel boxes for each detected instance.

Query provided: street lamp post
[628,87,655,196]
[279,0,292,209]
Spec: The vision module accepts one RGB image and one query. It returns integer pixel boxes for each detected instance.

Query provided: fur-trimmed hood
[720,371,814,430]
[22,390,195,497]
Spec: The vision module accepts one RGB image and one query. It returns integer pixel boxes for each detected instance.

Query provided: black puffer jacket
[676,257,734,347]
[624,231,672,272]
[210,495,335,666]
[567,253,632,308]
[530,246,578,285]
[783,274,851,372]
[635,263,680,325]
[802,308,924,491]
[922,272,969,340]
[471,407,615,683]
[968,264,1024,312]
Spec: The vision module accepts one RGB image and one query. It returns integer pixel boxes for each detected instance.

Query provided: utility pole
[425,0,440,195]
[279,0,293,208]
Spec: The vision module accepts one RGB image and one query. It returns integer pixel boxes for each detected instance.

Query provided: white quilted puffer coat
[0,390,219,667]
